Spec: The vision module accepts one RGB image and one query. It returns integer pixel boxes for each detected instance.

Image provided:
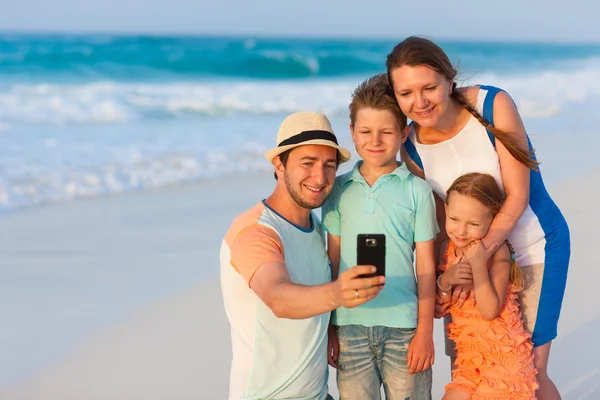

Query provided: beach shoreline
[0,165,596,399]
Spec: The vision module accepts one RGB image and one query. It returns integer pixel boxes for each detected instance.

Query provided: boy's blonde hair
[446,172,524,290]
[349,73,407,128]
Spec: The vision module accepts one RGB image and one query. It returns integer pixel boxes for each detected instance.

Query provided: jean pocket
[397,327,417,333]
[395,327,417,340]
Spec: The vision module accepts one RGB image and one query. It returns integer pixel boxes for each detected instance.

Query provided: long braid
[504,239,524,290]
[450,88,539,171]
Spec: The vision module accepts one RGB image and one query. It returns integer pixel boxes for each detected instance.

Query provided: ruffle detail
[443,241,538,399]
[445,382,538,400]
[445,382,476,393]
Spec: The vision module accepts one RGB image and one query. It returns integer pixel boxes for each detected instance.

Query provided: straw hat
[264,112,351,164]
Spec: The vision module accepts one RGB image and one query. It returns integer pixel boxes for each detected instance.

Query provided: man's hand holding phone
[332,265,385,308]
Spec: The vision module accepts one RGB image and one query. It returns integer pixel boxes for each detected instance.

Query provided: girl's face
[445,191,493,249]
[389,65,453,129]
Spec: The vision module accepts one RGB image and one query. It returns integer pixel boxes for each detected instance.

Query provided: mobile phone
[356,234,386,277]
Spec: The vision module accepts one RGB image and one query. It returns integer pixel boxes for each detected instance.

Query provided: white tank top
[406,87,546,266]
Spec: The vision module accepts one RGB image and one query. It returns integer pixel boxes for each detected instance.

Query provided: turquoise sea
[1,34,600,213]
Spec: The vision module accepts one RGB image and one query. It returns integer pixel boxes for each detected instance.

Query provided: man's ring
[355,290,359,298]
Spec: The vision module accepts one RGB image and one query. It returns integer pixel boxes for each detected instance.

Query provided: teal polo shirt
[322,161,438,328]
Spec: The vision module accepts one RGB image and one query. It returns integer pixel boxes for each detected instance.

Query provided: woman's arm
[481,91,530,252]
[465,241,511,320]
[401,146,451,264]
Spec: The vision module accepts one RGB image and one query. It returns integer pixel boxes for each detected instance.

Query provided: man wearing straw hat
[221,111,386,400]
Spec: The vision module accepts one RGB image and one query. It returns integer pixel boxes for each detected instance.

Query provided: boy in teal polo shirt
[322,74,438,400]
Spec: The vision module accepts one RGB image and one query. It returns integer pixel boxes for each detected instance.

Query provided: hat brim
[265,139,352,165]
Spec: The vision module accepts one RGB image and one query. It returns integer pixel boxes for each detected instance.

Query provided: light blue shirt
[221,202,331,400]
[322,161,438,328]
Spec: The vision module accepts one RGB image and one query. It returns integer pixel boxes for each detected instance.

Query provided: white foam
[2,59,600,213]
[465,58,600,117]
[1,60,599,126]
[0,147,273,213]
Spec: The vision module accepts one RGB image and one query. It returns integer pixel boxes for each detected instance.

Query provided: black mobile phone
[356,234,386,277]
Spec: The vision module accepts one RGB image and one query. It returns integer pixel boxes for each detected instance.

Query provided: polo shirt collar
[340,160,411,185]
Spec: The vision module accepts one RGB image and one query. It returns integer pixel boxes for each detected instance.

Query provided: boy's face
[350,108,408,170]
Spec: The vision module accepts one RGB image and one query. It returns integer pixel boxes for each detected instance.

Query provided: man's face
[276,145,338,210]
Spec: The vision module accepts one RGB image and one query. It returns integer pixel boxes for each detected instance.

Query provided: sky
[0,0,598,43]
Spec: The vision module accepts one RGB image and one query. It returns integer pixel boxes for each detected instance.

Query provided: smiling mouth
[415,106,435,117]
[304,184,325,193]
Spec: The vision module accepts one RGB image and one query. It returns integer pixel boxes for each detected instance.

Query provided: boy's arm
[327,233,341,280]
[326,233,341,368]
[407,182,439,373]
[408,239,436,373]
[415,239,437,336]
[321,184,342,282]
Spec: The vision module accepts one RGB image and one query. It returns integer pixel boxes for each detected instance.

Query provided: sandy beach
[0,166,596,399]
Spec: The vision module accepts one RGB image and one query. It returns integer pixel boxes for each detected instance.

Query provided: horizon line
[1,29,599,46]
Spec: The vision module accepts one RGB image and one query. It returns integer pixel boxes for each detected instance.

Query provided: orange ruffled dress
[442,241,539,400]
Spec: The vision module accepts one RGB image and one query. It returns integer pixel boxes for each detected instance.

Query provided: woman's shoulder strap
[479,85,506,148]
[404,122,423,170]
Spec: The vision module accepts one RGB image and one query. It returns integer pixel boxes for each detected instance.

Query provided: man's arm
[250,262,384,319]
[231,223,384,319]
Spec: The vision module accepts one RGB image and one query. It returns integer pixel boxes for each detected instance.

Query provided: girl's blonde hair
[446,172,524,290]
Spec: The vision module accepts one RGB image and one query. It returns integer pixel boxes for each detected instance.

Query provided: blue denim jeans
[336,325,432,400]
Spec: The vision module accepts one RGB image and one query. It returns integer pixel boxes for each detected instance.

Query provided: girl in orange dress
[436,172,538,400]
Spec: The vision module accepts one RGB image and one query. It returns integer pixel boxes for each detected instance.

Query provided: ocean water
[2,34,600,213]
